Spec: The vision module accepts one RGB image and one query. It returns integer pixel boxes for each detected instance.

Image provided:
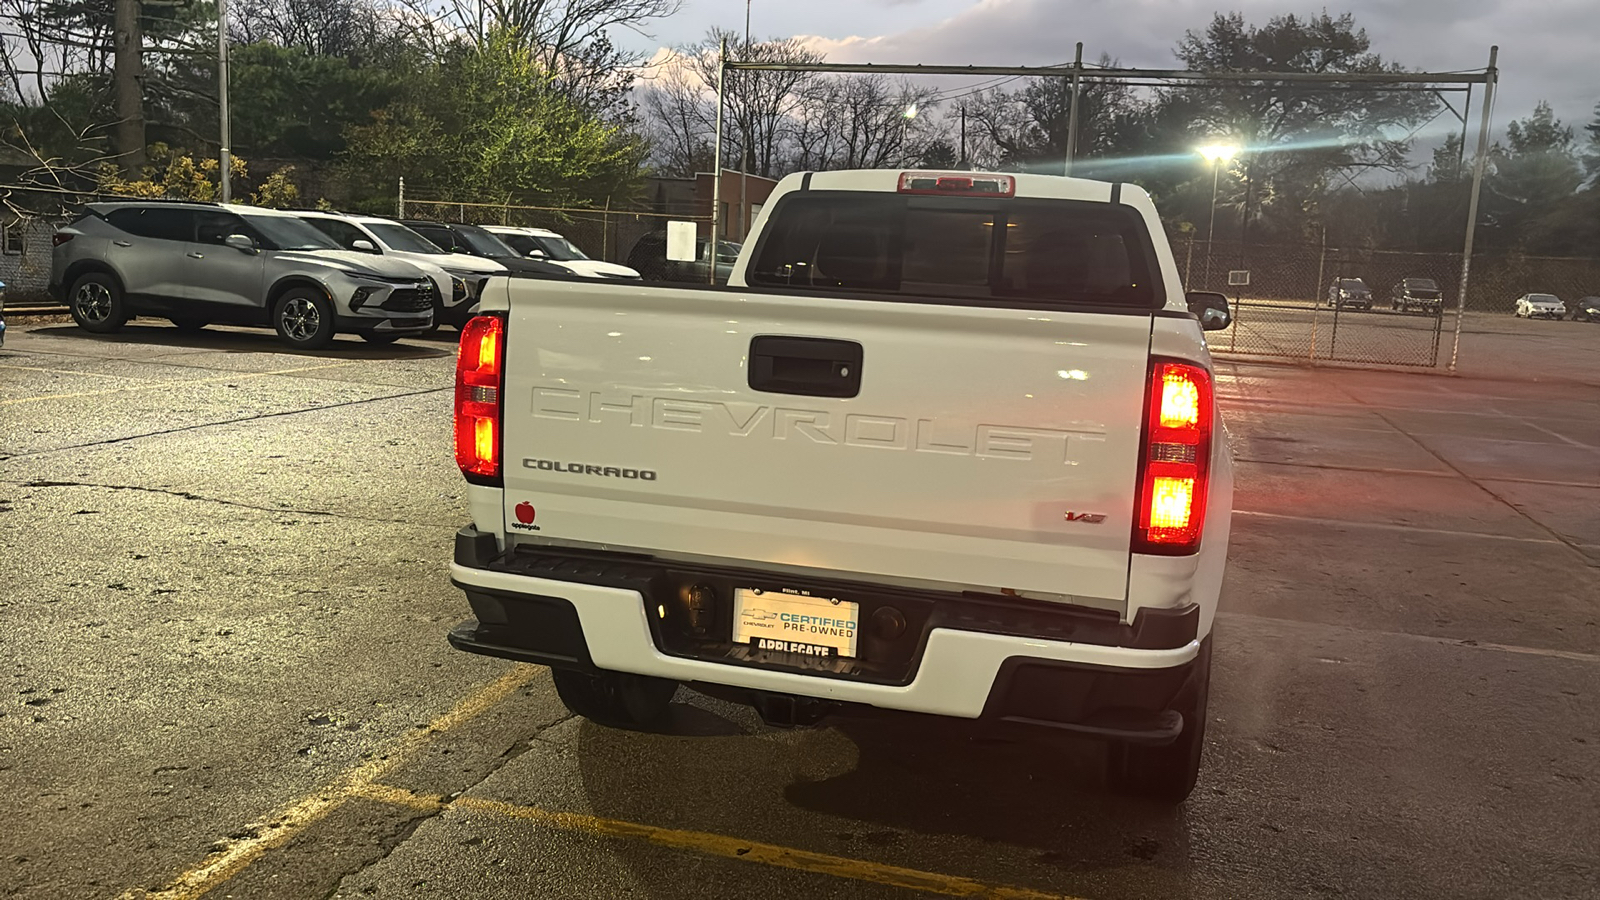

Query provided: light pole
[1197,143,1238,288]
[218,0,232,203]
[739,0,750,241]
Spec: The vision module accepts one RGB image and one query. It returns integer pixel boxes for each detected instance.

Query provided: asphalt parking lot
[3,318,1598,900]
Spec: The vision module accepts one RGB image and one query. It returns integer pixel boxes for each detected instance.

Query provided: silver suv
[50,201,437,349]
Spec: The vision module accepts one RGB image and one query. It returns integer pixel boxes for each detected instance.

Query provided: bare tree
[231,0,394,59]
[640,68,712,176]
[393,0,680,115]
[791,74,938,171]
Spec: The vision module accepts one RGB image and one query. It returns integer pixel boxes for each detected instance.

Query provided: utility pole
[112,0,146,176]
[959,103,967,169]
[217,0,232,203]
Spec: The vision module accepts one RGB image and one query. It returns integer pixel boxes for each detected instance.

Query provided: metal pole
[1204,162,1220,287]
[959,103,967,168]
[711,38,727,285]
[740,7,750,242]
[1311,225,1326,363]
[1064,42,1082,176]
[397,176,405,218]
[1448,46,1497,373]
[217,0,232,203]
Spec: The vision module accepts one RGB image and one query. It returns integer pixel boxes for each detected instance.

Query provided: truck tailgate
[500,283,1153,602]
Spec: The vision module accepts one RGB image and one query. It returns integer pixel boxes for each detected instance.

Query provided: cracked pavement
[3,320,1599,900]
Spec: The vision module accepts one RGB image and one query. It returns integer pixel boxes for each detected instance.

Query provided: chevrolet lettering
[447,168,1234,805]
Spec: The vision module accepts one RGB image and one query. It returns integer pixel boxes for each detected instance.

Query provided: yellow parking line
[0,361,359,406]
[351,783,1083,900]
[121,665,542,900]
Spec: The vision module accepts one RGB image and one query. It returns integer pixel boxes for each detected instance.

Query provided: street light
[1197,143,1239,287]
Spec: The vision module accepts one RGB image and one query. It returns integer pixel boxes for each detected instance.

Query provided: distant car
[1326,278,1372,310]
[50,200,436,349]
[1514,293,1566,320]
[1389,278,1443,316]
[296,211,506,330]
[626,232,741,284]
[480,226,641,280]
[1571,296,1600,323]
[400,221,573,280]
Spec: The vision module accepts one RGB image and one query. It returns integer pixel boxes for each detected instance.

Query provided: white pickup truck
[446,170,1234,802]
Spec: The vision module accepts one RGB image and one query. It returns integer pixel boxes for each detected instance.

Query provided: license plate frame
[732,588,861,659]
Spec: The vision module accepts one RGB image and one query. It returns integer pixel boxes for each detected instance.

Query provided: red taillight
[1134,360,1213,554]
[898,172,1015,197]
[455,315,505,483]
[52,233,74,247]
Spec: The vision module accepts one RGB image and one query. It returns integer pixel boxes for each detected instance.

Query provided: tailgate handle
[748,336,863,398]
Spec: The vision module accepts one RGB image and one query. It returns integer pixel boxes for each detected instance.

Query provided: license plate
[732,588,860,658]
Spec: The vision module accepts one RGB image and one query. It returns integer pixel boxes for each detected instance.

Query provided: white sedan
[482,226,641,280]
[1514,293,1566,320]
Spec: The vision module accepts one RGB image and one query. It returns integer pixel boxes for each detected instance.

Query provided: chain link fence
[399,198,713,283]
[1174,237,1600,368]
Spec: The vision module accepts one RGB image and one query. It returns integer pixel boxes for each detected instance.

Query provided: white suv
[297,212,507,329]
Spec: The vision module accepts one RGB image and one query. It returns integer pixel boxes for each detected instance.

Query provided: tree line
[2,2,1597,257]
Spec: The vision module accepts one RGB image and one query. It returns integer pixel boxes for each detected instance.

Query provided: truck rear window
[747,192,1160,308]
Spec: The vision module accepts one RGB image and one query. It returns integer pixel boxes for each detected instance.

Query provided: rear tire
[360,331,401,344]
[169,317,209,332]
[68,272,128,334]
[1107,636,1212,804]
[551,668,676,729]
[272,288,335,350]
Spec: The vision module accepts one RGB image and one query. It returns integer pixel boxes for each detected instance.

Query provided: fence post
[1183,233,1193,287]
[397,176,405,218]
[1310,227,1326,363]
[602,196,612,262]
[1450,45,1499,373]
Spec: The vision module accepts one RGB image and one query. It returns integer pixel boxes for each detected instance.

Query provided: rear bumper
[448,527,1203,729]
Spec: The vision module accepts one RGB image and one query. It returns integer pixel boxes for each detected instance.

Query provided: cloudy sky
[626,0,1599,139]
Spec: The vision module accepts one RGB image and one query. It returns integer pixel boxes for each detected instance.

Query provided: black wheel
[272,288,335,350]
[360,331,402,344]
[68,272,128,334]
[1107,636,1212,804]
[169,317,209,332]
[551,668,676,729]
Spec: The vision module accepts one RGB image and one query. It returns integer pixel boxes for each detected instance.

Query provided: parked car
[296,211,506,329]
[480,226,641,280]
[400,221,573,279]
[1326,278,1373,310]
[1570,296,1600,323]
[448,169,1234,804]
[626,231,741,284]
[1389,278,1444,316]
[1514,293,1566,320]
[50,200,436,349]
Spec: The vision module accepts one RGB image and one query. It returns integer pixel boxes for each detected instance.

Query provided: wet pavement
[2,320,1597,900]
